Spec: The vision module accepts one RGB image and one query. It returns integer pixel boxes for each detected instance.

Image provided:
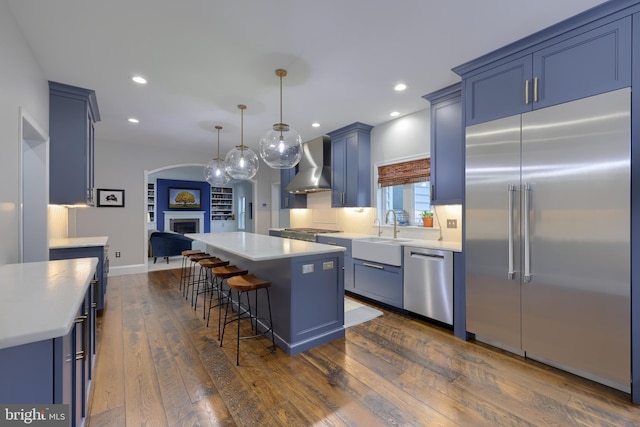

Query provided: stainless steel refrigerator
[465,88,630,392]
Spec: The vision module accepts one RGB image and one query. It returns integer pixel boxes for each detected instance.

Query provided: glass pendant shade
[224,145,259,180]
[204,158,229,186]
[204,125,230,186]
[259,124,303,169]
[259,68,303,169]
[224,104,259,180]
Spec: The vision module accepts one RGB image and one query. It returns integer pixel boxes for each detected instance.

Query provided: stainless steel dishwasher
[403,246,453,325]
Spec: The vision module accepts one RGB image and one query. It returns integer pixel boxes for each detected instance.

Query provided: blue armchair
[149,231,193,263]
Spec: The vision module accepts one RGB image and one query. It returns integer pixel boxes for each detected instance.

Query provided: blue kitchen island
[187,232,346,355]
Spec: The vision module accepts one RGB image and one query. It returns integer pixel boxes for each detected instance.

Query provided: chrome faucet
[374,218,382,236]
[385,209,398,239]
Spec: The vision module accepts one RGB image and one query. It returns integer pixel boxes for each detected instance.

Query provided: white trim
[108,264,147,276]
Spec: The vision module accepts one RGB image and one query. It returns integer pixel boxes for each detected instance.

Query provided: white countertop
[293,231,462,253]
[186,232,345,261]
[49,236,109,249]
[0,258,98,350]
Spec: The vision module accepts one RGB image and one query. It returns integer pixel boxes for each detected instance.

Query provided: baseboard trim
[108,264,146,276]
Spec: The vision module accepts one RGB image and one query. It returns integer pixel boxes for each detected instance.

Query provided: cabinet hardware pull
[326,242,337,245]
[523,182,532,283]
[508,184,516,279]
[525,79,530,105]
[533,77,539,103]
[75,351,85,361]
[91,303,97,308]
[74,315,87,324]
[363,262,384,270]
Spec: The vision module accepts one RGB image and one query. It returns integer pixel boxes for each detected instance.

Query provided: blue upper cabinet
[533,18,631,110]
[459,16,631,126]
[423,84,464,205]
[328,122,373,208]
[49,81,100,205]
[464,56,532,125]
[280,166,307,209]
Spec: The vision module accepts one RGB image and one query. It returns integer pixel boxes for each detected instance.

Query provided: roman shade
[377,158,430,187]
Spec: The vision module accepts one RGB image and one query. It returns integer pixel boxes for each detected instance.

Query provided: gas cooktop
[281,228,343,241]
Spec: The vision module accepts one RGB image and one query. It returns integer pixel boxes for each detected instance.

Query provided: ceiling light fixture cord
[258,68,303,169]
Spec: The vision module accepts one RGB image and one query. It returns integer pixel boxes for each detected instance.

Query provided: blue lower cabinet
[0,286,95,427]
[316,236,353,291]
[352,258,403,308]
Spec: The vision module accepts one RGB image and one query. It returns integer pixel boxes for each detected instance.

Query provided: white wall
[0,1,48,266]
[72,137,279,272]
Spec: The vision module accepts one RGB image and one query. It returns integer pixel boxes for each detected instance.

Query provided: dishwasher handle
[410,252,444,260]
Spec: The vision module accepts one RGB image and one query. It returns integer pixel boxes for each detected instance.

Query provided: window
[378,157,431,226]
[238,195,246,230]
[381,181,431,225]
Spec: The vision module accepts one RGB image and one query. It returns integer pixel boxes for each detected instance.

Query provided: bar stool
[206,265,248,340]
[179,249,202,291]
[221,274,275,366]
[193,257,229,317]
[183,253,214,299]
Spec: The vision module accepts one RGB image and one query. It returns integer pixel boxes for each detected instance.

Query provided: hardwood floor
[88,269,640,426]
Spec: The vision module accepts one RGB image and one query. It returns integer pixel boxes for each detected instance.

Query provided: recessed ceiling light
[390,111,400,117]
[131,75,147,84]
[394,83,407,91]
[128,117,139,123]
[312,122,320,128]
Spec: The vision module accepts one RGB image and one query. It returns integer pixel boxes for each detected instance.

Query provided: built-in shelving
[147,183,155,223]
[211,186,233,220]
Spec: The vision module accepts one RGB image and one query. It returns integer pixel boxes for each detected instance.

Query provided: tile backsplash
[289,192,462,242]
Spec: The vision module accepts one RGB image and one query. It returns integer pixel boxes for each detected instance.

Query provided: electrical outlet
[115,251,121,258]
[302,264,314,274]
[447,219,457,229]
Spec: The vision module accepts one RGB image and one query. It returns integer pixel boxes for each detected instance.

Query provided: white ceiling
[7,0,607,156]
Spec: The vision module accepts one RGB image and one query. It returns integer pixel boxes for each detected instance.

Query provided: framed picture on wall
[168,187,201,209]
[97,189,125,207]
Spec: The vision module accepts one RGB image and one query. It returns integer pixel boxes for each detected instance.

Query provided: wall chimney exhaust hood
[285,136,331,194]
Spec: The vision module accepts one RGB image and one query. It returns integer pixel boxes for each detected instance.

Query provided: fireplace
[163,211,205,234]
[170,219,199,234]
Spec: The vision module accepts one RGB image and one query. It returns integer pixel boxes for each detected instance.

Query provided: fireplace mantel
[163,211,205,233]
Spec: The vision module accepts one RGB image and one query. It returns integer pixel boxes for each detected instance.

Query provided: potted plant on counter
[421,211,433,228]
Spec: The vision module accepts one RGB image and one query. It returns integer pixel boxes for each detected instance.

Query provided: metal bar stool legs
[220,274,275,366]
[193,257,229,317]
[179,250,202,291]
[206,265,248,340]
[183,253,213,299]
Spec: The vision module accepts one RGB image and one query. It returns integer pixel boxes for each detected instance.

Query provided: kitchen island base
[211,249,345,356]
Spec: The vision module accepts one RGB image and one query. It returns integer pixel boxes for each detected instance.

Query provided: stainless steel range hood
[285,135,331,194]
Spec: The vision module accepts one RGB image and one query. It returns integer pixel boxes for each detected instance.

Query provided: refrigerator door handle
[523,182,532,283]
[508,184,516,279]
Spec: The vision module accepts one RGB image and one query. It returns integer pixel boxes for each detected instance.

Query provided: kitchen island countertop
[0,258,98,349]
[49,236,109,249]
[186,231,345,261]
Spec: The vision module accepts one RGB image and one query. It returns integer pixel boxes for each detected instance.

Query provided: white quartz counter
[0,258,98,350]
[312,232,462,252]
[49,236,109,249]
[186,232,345,261]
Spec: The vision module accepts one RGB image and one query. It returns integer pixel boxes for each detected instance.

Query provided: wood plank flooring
[87,269,640,426]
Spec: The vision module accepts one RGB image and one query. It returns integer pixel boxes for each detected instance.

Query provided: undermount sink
[352,237,412,266]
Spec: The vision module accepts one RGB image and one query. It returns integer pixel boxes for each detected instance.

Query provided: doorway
[19,108,49,262]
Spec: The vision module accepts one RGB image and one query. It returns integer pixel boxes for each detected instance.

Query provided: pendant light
[203,125,230,186]
[224,104,259,180]
[259,68,303,169]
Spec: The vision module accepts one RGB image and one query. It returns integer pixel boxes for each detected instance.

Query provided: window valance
[377,158,430,187]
